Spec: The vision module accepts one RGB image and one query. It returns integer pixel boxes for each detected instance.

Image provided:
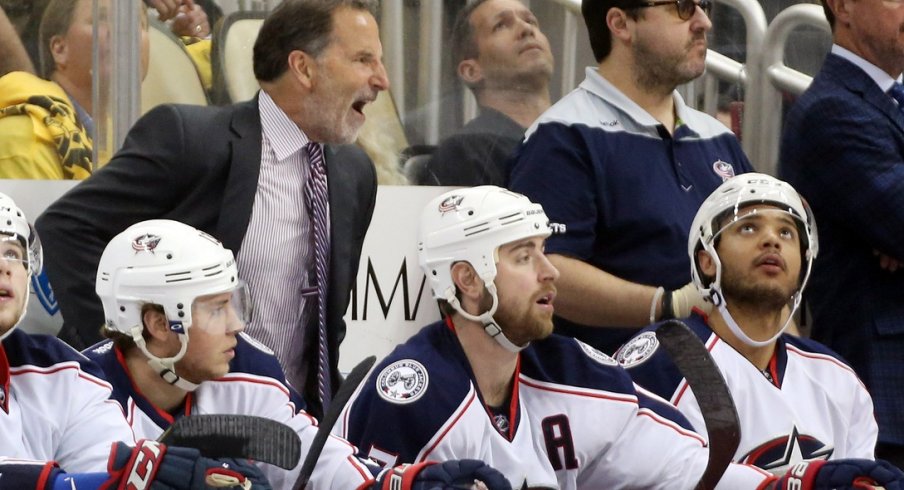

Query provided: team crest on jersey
[438,195,465,214]
[132,233,162,253]
[739,426,833,473]
[712,160,736,182]
[576,340,617,366]
[614,332,660,367]
[376,360,429,404]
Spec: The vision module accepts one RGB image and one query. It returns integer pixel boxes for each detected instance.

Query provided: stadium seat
[141,18,209,113]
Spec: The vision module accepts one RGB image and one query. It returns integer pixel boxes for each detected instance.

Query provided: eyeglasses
[633,0,713,20]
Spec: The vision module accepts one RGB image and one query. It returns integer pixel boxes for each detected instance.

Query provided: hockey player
[335,185,904,489]
[616,173,879,473]
[85,219,512,490]
[0,194,269,489]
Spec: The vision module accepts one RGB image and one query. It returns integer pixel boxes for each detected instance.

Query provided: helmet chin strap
[710,288,801,348]
[131,325,200,392]
[446,282,527,353]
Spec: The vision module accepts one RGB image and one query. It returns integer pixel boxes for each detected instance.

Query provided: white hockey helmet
[418,186,551,351]
[0,192,42,341]
[0,192,42,275]
[688,173,818,346]
[96,219,248,389]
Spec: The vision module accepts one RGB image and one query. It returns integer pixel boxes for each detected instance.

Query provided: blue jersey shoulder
[615,315,714,403]
[5,328,107,381]
[231,332,305,409]
[521,333,635,394]
[345,321,474,463]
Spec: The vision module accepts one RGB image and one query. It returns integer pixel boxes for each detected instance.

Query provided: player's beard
[720,264,794,313]
[481,289,554,347]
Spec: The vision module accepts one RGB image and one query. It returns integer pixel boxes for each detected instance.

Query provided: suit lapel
[825,54,904,133]
[217,97,264,253]
[324,145,352,283]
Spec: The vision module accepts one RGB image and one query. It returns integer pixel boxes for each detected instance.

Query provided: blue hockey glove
[105,440,273,489]
[764,458,904,490]
[370,460,512,490]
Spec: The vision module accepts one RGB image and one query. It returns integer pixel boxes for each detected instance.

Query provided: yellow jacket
[0,72,93,180]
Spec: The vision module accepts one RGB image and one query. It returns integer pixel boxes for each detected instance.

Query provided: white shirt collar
[831,44,901,92]
[258,89,311,162]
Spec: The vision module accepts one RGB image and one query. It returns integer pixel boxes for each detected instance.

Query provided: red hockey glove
[103,439,273,489]
[761,458,904,490]
[367,460,512,490]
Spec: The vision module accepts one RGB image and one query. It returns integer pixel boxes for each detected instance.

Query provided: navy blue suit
[780,53,904,450]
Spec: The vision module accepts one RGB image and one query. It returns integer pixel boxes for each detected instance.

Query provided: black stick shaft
[294,355,377,489]
[656,320,741,490]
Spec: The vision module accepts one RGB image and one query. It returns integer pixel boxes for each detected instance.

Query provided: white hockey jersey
[335,319,773,489]
[0,329,134,473]
[84,332,376,490]
[616,312,878,475]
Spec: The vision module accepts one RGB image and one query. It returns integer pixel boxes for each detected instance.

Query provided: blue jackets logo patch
[614,331,659,368]
[377,359,429,404]
[712,160,736,181]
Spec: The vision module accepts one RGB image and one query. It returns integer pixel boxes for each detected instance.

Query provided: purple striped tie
[305,141,331,409]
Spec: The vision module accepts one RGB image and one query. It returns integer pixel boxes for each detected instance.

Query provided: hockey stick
[159,414,302,470]
[656,320,741,490]
[293,355,378,490]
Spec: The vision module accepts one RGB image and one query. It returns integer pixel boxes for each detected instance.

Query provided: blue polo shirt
[507,67,752,353]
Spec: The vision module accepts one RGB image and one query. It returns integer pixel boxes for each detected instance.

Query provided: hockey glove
[662,282,711,320]
[369,460,512,490]
[762,458,904,490]
[104,439,273,489]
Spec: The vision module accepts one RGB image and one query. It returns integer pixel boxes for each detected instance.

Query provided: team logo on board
[576,340,617,366]
[614,331,660,368]
[377,359,429,404]
[132,233,162,253]
[712,160,736,181]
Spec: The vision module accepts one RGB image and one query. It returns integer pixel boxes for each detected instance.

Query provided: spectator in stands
[507,0,754,354]
[145,0,215,39]
[35,0,387,420]
[0,0,150,179]
[779,0,904,468]
[419,0,553,186]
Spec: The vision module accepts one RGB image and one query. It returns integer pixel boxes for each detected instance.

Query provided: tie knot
[890,82,904,108]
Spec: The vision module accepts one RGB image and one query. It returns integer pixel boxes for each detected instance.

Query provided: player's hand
[665,282,711,319]
[105,440,273,489]
[370,460,512,490]
[763,458,904,490]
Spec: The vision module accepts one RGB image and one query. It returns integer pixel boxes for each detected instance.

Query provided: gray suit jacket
[35,97,377,417]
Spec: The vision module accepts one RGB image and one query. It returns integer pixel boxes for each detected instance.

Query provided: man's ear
[606,7,632,43]
[826,0,849,25]
[287,50,316,89]
[457,58,484,86]
[49,35,68,69]
[697,249,717,278]
[142,308,170,342]
[450,261,483,301]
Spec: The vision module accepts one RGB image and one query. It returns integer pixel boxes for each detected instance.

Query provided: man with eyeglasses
[779,0,904,470]
[507,0,754,355]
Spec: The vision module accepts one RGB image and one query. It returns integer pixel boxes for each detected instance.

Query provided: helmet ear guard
[418,186,552,351]
[687,173,818,347]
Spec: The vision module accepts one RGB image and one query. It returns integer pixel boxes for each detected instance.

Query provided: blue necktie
[889,82,904,112]
[304,141,332,410]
